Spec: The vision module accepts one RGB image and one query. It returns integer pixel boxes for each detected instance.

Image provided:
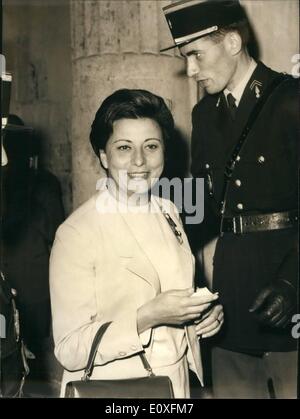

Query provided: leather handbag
[65,322,174,398]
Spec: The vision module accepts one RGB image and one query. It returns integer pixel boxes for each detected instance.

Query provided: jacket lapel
[117,211,161,294]
[96,190,161,293]
[155,197,195,289]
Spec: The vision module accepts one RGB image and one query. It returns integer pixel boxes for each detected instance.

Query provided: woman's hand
[194,304,224,338]
[137,288,219,333]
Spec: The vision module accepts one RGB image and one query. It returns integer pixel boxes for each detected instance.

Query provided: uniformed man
[161,0,298,398]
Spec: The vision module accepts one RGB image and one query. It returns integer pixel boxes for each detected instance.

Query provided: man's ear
[99,149,108,169]
[224,31,242,56]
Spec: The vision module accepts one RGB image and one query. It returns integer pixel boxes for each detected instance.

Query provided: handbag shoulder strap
[82,321,155,381]
[219,73,290,219]
[83,321,112,380]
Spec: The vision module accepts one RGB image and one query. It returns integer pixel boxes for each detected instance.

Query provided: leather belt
[221,210,298,235]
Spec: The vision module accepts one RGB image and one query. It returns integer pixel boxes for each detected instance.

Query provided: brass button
[237,203,244,210]
[235,179,242,187]
[205,163,210,169]
[236,155,241,162]
[258,155,265,164]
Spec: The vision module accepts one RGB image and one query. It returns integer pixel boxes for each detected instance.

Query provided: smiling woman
[99,118,164,199]
[90,89,173,202]
[89,90,173,203]
[49,88,223,398]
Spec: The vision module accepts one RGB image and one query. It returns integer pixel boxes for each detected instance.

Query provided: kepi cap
[161,0,247,52]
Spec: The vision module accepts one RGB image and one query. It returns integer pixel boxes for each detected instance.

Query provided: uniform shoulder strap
[219,74,290,223]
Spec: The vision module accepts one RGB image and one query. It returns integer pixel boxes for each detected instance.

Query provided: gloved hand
[249,280,297,328]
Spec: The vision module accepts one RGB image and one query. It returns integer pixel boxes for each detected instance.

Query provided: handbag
[65,322,174,398]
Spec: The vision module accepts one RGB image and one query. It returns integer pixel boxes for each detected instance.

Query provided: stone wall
[3,0,72,214]
[241,0,299,73]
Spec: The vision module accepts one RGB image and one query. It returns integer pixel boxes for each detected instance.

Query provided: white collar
[224,59,257,106]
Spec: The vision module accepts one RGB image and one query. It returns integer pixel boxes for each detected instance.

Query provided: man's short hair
[206,18,250,48]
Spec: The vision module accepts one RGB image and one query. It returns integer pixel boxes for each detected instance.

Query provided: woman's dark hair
[90,89,174,158]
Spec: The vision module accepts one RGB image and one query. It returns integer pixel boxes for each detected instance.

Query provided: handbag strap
[82,321,155,381]
[219,73,290,230]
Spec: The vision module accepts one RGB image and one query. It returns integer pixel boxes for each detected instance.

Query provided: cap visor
[160,43,180,52]
[2,124,33,132]
[161,28,221,53]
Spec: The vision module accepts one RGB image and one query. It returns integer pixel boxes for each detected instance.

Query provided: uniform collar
[224,59,257,106]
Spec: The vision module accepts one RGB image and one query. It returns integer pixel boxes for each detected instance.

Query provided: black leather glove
[249,280,297,328]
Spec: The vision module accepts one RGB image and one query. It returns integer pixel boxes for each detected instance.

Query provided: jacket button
[237,203,244,210]
[119,352,126,357]
[236,155,241,162]
[235,179,242,187]
[205,163,210,169]
[258,155,265,164]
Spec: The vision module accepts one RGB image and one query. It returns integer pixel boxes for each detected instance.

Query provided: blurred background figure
[1,114,65,396]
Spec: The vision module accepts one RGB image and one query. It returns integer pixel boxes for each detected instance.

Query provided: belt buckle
[233,216,243,234]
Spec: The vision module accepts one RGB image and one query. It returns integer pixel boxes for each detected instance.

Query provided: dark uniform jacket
[190,61,298,353]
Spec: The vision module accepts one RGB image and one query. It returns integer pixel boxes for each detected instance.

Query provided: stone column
[70,0,196,207]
